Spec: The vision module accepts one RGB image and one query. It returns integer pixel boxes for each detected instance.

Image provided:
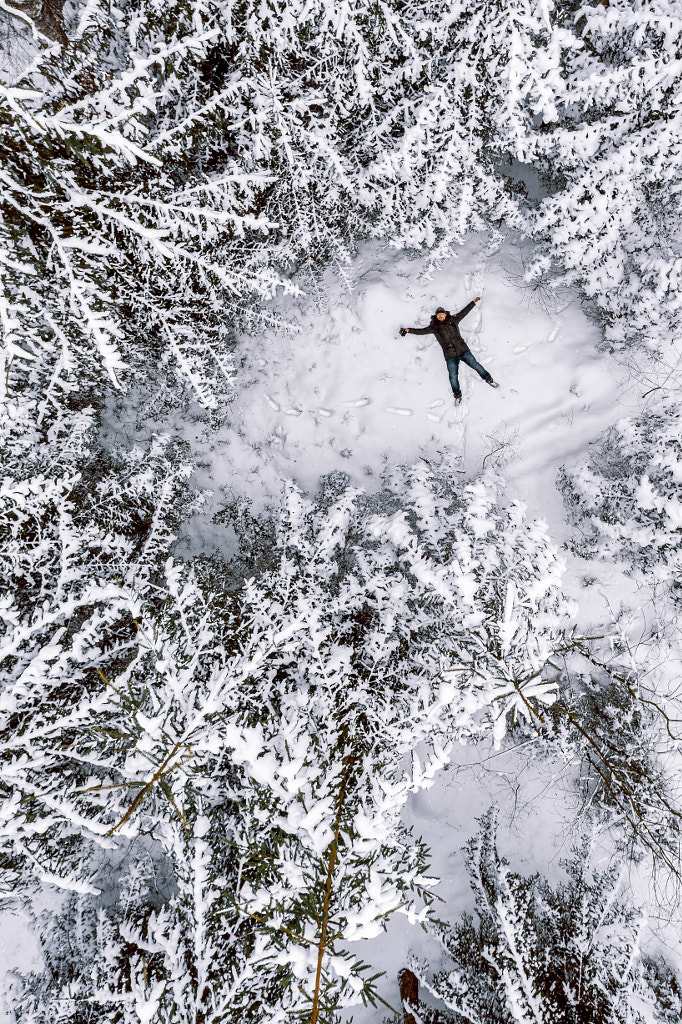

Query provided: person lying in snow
[400,299,499,405]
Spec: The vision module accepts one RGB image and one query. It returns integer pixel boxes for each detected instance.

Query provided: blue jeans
[446,352,492,397]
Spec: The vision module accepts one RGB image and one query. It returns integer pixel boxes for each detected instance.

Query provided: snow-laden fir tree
[3,462,578,1019]
[0,386,204,899]
[526,1,682,357]
[208,0,566,253]
[558,402,682,593]
[410,808,682,1024]
[0,0,291,409]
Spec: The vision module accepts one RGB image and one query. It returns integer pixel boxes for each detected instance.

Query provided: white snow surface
[203,235,621,520]
[7,233,682,1019]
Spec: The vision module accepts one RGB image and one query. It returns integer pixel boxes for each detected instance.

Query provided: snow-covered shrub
[411,808,682,1024]
[558,405,682,590]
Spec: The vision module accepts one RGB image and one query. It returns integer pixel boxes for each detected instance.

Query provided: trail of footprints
[264,394,452,423]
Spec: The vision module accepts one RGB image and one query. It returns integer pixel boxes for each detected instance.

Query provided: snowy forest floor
[4,234,682,1020]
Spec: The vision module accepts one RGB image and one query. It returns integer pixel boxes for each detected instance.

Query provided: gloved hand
[399,327,408,336]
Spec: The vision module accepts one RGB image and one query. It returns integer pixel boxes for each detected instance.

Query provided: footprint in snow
[265,394,280,411]
[426,413,442,423]
[285,406,302,416]
[316,408,333,417]
[385,407,413,416]
[512,344,528,354]
[344,397,371,407]
[429,399,445,409]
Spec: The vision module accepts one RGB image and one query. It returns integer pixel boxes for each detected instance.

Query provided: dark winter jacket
[407,302,477,359]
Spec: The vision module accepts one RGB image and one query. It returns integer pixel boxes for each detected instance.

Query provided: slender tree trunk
[399,969,419,1024]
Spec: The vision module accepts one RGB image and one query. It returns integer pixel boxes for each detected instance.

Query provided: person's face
[436,312,446,322]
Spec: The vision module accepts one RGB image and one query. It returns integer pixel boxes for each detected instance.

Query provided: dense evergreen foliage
[412,809,682,1024]
[559,403,682,593]
[3,0,682,406]
[2,0,682,1019]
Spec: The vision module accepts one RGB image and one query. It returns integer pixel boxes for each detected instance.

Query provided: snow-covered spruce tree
[4,464,577,1019]
[12,814,301,1024]
[4,545,440,1022]
[351,0,568,250]
[0,0,292,409]
[215,463,579,756]
[0,386,204,899]
[198,0,567,257]
[46,0,559,287]
[410,808,682,1024]
[558,403,682,592]
[525,2,682,356]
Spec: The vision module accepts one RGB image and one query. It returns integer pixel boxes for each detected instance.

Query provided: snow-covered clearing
[182,236,625,519]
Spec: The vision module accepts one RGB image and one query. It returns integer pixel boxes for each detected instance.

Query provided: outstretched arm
[400,324,435,336]
[453,297,480,322]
